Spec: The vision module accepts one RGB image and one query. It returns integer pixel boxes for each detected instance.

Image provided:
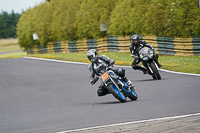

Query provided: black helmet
[131,34,139,46]
[87,49,99,63]
[117,68,125,77]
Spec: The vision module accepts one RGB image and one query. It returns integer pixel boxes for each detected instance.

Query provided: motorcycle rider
[130,34,162,74]
[87,49,133,96]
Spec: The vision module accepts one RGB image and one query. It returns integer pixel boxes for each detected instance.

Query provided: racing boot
[154,59,162,67]
[154,54,162,67]
[140,66,147,74]
[123,75,132,86]
[154,61,162,68]
[122,76,134,91]
[157,62,162,68]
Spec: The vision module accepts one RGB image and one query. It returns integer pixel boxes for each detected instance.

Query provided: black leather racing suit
[130,40,159,72]
[88,55,126,96]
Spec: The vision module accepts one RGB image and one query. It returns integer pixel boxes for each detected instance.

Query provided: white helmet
[87,49,99,63]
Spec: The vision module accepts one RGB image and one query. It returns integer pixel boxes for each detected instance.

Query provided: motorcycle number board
[101,72,109,82]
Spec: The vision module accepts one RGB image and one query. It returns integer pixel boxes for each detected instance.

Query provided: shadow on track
[96,100,136,105]
[133,78,168,82]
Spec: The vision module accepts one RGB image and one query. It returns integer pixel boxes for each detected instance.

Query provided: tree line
[0,11,21,39]
[16,0,200,50]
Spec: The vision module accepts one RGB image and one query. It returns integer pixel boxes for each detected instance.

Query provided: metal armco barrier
[28,36,200,56]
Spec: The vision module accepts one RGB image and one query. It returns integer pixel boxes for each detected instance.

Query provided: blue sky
[0,0,44,13]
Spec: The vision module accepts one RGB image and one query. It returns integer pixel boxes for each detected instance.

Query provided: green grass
[29,52,200,74]
[160,56,200,74]
[0,52,27,59]
[0,39,200,74]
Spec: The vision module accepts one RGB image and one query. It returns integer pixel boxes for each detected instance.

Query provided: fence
[28,36,200,56]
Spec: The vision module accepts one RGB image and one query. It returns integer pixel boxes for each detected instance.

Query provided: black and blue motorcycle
[100,69,138,103]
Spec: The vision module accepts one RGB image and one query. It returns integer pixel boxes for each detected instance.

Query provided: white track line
[22,57,200,76]
[22,57,89,65]
[56,113,200,133]
[159,69,200,76]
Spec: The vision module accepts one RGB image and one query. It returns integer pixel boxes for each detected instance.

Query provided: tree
[75,0,118,39]
[0,15,6,38]
[0,10,21,38]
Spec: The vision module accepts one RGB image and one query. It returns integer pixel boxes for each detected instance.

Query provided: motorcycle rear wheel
[108,84,127,103]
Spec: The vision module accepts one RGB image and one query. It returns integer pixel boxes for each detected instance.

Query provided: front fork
[146,61,159,74]
[103,74,130,94]
[104,76,122,92]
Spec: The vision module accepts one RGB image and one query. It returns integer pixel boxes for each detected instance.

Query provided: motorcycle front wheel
[108,84,127,103]
[149,62,161,80]
[128,90,138,100]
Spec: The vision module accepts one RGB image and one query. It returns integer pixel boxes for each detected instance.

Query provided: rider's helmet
[131,34,139,46]
[87,49,99,63]
[117,68,125,77]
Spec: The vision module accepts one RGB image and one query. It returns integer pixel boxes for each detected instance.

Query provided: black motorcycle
[139,47,161,80]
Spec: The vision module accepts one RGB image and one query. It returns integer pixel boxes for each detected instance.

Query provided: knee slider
[132,64,138,70]
[97,88,108,96]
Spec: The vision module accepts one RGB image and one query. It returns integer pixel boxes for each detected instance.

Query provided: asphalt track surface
[0,57,200,133]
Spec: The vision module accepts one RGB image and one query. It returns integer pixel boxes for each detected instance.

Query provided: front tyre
[152,75,157,79]
[128,90,138,100]
[108,84,126,103]
[149,62,161,80]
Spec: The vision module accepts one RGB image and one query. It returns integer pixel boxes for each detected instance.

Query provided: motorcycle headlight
[143,57,148,61]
